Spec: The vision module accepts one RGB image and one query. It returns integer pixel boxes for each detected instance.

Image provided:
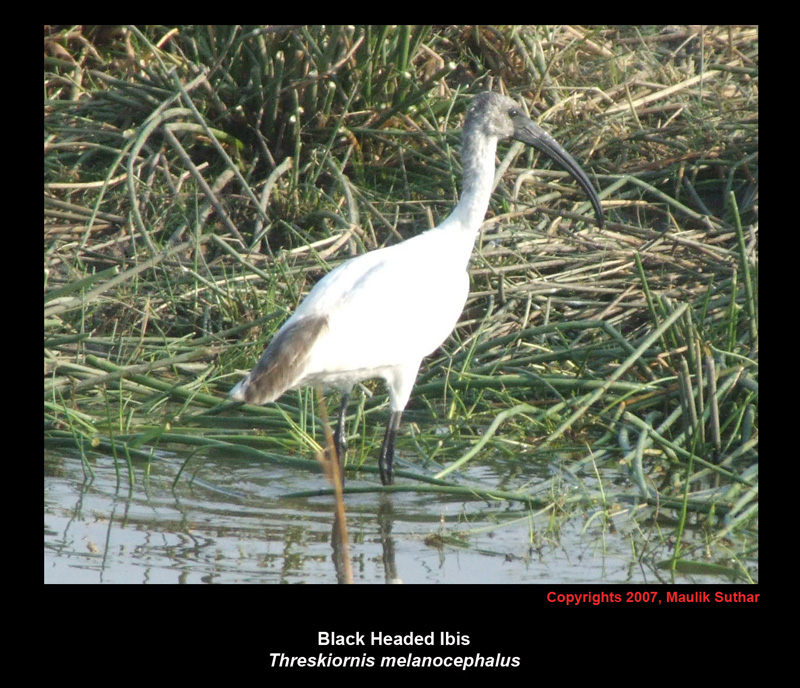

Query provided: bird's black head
[466,92,604,228]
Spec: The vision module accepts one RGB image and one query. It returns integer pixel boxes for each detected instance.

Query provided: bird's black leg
[332,392,350,478]
[379,411,403,486]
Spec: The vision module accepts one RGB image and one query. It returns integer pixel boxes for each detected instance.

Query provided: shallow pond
[45,445,746,584]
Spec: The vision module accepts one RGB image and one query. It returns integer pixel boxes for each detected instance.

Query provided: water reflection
[45,450,750,584]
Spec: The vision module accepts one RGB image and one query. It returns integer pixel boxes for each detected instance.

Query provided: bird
[230,91,604,485]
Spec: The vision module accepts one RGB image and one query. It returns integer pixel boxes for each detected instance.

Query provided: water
[45,448,742,584]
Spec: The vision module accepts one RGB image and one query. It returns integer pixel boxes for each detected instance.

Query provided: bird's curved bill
[512,119,604,228]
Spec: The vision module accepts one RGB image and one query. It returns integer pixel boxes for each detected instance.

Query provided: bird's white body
[282,225,472,408]
[231,92,603,484]
[230,114,499,412]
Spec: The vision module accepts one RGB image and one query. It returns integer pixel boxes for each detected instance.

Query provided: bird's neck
[419,130,498,268]
[443,131,498,238]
